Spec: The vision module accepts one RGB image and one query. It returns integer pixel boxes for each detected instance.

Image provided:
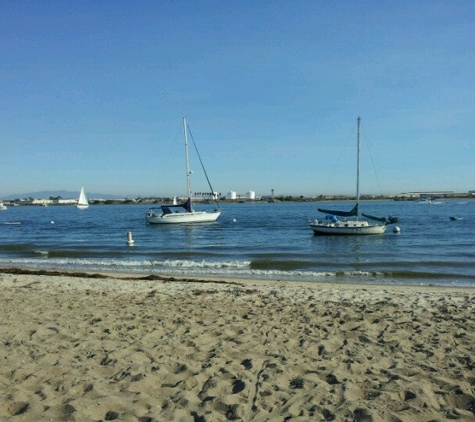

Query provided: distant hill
[1,190,122,201]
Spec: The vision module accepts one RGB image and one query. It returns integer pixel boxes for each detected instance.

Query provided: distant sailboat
[0,202,7,211]
[76,187,89,209]
[146,117,221,224]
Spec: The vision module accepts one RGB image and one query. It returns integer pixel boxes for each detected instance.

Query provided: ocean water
[0,200,474,287]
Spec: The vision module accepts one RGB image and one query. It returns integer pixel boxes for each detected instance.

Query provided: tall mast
[356,116,361,218]
[183,117,192,202]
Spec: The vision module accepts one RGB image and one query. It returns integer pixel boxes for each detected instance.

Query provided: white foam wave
[34,250,49,256]
[1,257,470,287]
[151,259,251,269]
[0,257,365,280]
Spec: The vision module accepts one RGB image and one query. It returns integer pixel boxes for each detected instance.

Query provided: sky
[1,0,474,199]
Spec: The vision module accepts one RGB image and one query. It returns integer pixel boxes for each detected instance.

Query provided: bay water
[1,200,474,287]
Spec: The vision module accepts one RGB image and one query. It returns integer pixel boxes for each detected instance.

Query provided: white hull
[147,210,221,224]
[309,219,386,235]
[76,204,89,210]
[0,203,7,211]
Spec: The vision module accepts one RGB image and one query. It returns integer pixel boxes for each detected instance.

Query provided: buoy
[232,218,237,222]
[50,221,54,224]
[393,226,400,233]
[126,231,135,245]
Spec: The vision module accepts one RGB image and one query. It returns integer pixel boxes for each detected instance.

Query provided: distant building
[227,191,237,200]
[14,197,76,205]
[193,192,219,201]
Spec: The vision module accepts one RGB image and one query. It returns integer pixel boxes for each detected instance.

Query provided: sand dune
[1,269,474,421]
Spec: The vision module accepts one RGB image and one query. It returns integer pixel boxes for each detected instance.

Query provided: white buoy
[232,218,237,222]
[393,226,400,233]
[50,221,54,224]
[126,231,135,246]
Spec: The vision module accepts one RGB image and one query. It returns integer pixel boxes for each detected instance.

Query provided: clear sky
[1,0,474,198]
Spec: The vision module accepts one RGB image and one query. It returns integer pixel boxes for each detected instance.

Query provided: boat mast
[183,117,193,206]
[356,116,361,219]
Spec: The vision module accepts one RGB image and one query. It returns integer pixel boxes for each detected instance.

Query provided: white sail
[77,187,89,209]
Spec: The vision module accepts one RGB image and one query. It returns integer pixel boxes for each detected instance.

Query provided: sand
[0,269,475,421]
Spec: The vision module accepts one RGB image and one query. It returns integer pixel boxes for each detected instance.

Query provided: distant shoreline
[1,194,474,206]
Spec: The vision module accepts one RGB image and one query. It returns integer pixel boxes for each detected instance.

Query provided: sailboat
[0,202,7,211]
[146,117,221,224]
[309,117,397,235]
[76,187,89,209]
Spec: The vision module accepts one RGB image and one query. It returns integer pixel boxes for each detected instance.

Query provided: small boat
[0,202,7,211]
[449,216,463,221]
[146,117,221,224]
[416,196,442,204]
[76,187,89,209]
[309,117,397,235]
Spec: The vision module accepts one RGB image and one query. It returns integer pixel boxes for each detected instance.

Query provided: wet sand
[1,268,475,421]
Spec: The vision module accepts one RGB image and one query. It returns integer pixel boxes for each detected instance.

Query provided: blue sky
[1,0,474,198]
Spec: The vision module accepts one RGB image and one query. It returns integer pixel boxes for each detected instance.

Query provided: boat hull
[309,220,386,235]
[147,210,221,224]
[76,204,89,210]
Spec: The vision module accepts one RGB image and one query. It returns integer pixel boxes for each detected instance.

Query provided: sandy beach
[1,269,475,421]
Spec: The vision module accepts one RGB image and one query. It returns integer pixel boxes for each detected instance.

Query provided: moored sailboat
[146,117,221,224]
[309,117,397,235]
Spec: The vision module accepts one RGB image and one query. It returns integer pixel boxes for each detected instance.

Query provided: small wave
[34,250,49,256]
[0,243,37,252]
[0,257,473,288]
[250,260,322,271]
[151,259,252,269]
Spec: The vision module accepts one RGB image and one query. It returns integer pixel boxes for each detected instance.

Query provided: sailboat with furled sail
[146,117,221,224]
[309,117,398,235]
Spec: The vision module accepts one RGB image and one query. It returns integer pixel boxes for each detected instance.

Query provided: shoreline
[1,267,475,420]
[1,265,474,290]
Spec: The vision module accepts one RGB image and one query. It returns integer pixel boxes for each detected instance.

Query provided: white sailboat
[309,117,397,235]
[146,117,221,224]
[76,187,89,209]
[0,202,7,211]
